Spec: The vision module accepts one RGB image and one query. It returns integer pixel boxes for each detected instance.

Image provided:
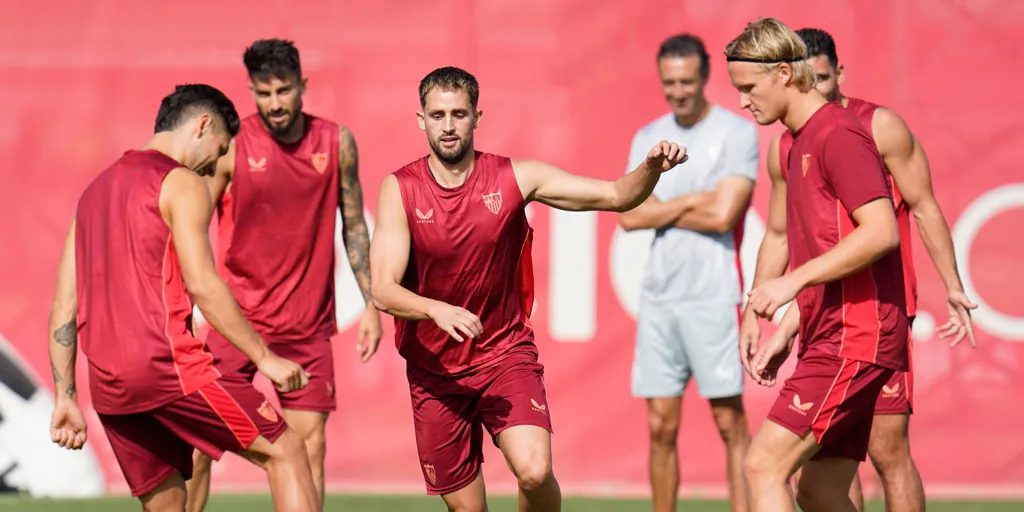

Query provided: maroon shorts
[98,376,287,497]
[875,325,914,415]
[207,330,336,412]
[767,353,893,461]
[408,351,553,495]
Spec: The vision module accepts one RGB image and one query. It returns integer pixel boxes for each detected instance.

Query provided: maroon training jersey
[76,150,221,415]
[394,152,536,376]
[782,102,909,371]
[217,113,340,343]
[781,98,918,318]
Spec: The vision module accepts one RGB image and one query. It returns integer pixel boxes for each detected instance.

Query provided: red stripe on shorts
[197,381,260,449]
[810,358,860,442]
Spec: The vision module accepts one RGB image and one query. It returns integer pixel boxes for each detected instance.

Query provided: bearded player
[765,27,977,512]
[370,66,688,512]
[724,18,910,512]
[186,39,382,511]
[48,84,318,512]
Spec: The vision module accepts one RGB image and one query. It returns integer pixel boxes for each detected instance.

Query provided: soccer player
[47,84,319,512]
[618,33,757,512]
[186,39,382,510]
[723,18,910,512]
[370,66,688,512]
[775,27,977,512]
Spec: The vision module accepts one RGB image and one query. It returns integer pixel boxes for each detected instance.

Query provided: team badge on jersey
[482,191,502,215]
[311,152,328,174]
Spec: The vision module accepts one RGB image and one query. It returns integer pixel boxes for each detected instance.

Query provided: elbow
[371,283,390,313]
[880,224,901,254]
[618,212,641,232]
[709,215,734,234]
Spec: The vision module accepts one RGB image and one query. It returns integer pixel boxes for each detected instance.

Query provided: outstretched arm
[48,221,79,402]
[338,126,373,304]
[516,141,687,212]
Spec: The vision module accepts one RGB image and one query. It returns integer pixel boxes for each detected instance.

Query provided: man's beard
[259,103,302,138]
[429,135,473,165]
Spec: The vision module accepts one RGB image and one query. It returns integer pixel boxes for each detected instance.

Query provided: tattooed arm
[338,126,383,362]
[49,221,79,401]
[49,220,87,450]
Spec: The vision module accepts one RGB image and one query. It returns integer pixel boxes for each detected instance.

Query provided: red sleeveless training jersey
[76,150,221,415]
[780,97,917,317]
[394,152,536,376]
[218,114,340,343]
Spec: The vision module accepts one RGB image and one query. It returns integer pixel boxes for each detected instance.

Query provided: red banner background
[1,0,1022,499]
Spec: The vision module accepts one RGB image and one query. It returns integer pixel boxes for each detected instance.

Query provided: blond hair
[724,18,815,91]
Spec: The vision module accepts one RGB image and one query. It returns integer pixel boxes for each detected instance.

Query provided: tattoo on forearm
[54,320,77,347]
[339,127,373,302]
[51,359,62,385]
[65,383,77,399]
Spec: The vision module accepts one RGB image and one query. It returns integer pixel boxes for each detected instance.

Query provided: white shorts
[631,302,744,399]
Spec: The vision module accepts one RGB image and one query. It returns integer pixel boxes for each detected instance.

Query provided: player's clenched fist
[258,354,311,393]
[428,301,483,342]
[646,141,689,172]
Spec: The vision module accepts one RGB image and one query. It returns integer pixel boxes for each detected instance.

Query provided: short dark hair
[657,34,710,79]
[243,39,302,81]
[153,84,240,136]
[796,28,838,68]
[419,66,480,109]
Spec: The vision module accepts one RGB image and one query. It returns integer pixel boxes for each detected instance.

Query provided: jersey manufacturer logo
[882,383,900,398]
[531,398,547,414]
[482,191,502,215]
[788,394,814,416]
[415,208,435,224]
[311,152,328,174]
[801,154,811,176]
[248,157,267,172]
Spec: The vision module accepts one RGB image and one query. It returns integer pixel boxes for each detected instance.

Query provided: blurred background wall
[0,0,1022,499]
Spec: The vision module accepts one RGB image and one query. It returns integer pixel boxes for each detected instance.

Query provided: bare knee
[742,444,778,485]
[710,397,749,445]
[302,428,327,466]
[647,401,680,448]
[513,457,553,492]
[868,416,912,474]
[267,429,309,464]
[796,481,850,512]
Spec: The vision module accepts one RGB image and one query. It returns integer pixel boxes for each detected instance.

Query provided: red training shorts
[767,352,894,461]
[207,330,336,412]
[875,322,914,415]
[407,349,553,495]
[98,375,287,497]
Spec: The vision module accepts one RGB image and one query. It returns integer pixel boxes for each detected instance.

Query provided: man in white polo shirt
[619,34,759,512]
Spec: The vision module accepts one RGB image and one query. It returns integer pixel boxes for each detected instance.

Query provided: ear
[416,110,426,131]
[247,80,256,98]
[196,113,213,138]
[300,76,309,93]
[776,62,794,86]
[836,64,846,86]
[473,109,483,129]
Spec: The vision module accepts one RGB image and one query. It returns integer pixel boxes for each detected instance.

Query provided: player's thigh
[152,375,288,465]
[272,339,337,413]
[408,372,483,496]
[867,412,911,466]
[631,300,690,398]
[680,305,744,400]
[97,412,194,498]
